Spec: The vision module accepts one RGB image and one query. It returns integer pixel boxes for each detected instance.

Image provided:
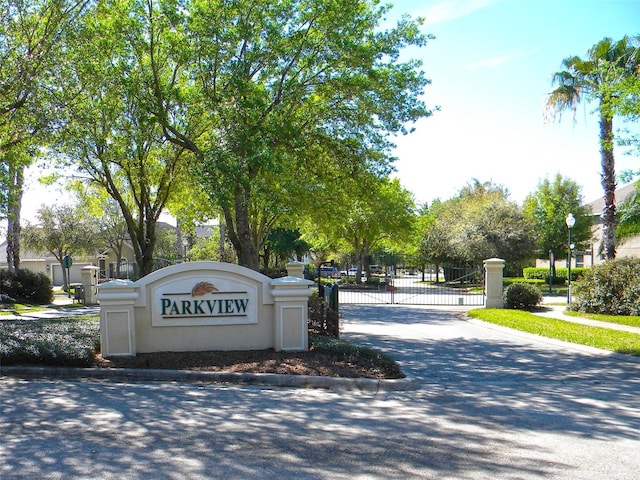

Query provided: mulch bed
[94,349,396,379]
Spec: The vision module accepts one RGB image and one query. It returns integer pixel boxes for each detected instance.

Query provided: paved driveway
[2,305,640,479]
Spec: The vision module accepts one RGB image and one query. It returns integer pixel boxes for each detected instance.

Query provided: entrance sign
[152,277,257,327]
[97,261,313,357]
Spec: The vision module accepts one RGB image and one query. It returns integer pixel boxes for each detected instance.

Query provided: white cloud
[468,51,522,69]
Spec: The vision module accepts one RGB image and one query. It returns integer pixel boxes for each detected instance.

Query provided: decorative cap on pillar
[483,258,505,268]
[286,261,305,279]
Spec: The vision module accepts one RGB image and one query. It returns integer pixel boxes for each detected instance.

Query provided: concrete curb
[0,365,421,393]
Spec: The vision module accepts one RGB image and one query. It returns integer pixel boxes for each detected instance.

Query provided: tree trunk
[599,109,617,260]
[223,191,259,271]
[5,162,24,272]
[138,219,158,277]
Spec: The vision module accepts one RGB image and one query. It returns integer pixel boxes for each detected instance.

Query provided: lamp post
[182,237,189,262]
[565,213,576,305]
[548,250,554,295]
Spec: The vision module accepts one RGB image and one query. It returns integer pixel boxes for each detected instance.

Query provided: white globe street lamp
[565,213,576,306]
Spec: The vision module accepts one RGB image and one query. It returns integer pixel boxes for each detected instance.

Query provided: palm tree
[546,36,640,260]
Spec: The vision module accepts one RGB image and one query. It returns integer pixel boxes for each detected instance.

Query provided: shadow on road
[2,304,639,479]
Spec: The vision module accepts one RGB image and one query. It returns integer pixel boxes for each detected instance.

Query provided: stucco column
[96,280,138,357]
[484,258,505,308]
[271,276,314,351]
[81,265,100,305]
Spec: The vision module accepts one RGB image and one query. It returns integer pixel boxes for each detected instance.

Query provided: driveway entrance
[338,265,485,306]
[2,305,639,479]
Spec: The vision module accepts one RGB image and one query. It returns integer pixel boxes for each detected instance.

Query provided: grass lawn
[468,308,640,357]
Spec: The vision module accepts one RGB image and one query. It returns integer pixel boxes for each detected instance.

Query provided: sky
[14,0,640,226]
[387,0,640,206]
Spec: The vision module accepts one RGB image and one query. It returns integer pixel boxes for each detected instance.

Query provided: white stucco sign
[97,261,313,357]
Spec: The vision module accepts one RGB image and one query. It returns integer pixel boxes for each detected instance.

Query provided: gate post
[484,258,505,308]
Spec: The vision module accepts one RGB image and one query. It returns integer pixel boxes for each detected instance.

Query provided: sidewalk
[0,294,99,320]
[534,297,640,335]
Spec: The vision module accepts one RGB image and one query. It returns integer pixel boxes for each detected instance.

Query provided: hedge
[523,267,586,283]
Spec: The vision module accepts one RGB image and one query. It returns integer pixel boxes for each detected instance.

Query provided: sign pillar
[96,280,138,357]
[271,276,314,351]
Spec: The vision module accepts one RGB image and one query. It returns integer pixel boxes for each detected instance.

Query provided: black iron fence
[335,264,485,306]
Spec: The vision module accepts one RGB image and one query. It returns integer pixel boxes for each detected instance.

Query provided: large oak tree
[139,0,433,270]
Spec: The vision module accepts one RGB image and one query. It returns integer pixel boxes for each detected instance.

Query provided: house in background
[96,241,138,281]
[0,243,97,285]
[588,182,640,264]
[0,222,223,286]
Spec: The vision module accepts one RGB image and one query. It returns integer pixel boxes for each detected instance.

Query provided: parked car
[370,265,383,275]
[319,266,340,278]
[347,267,365,278]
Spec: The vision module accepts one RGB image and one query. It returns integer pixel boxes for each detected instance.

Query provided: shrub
[523,267,586,284]
[310,334,403,378]
[503,282,542,310]
[572,258,640,316]
[0,268,54,304]
[308,291,339,337]
[0,317,100,366]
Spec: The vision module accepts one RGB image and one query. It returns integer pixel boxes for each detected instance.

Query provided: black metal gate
[337,264,485,306]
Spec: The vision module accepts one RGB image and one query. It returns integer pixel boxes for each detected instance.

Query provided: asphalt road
[2,304,640,479]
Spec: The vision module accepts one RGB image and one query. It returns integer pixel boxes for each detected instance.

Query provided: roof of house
[588,182,638,215]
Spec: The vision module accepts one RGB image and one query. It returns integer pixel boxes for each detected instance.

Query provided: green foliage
[308,291,339,337]
[0,317,99,366]
[522,174,592,256]
[22,204,98,259]
[305,176,417,284]
[503,277,545,286]
[523,267,586,283]
[0,268,53,304]
[616,181,640,240]
[546,36,640,260]
[572,258,640,315]
[0,293,16,305]
[503,283,542,310]
[144,0,431,269]
[262,228,310,271]
[419,180,536,268]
